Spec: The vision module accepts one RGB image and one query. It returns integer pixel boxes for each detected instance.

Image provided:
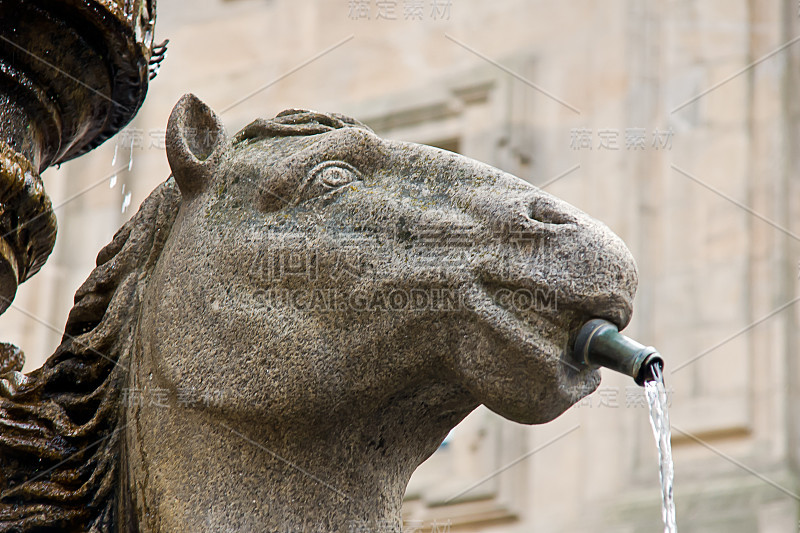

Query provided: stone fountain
[0,0,164,313]
[0,4,667,532]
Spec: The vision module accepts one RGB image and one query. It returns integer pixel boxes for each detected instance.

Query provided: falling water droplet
[112,143,118,166]
[121,192,132,213]
[109,174,117,188]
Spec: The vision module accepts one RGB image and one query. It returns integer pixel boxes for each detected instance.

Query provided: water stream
[644,363,677,532]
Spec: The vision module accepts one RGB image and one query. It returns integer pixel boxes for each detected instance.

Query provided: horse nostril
[526,198,575,225]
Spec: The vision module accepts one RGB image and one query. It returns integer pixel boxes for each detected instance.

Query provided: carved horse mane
[0,110,370,532]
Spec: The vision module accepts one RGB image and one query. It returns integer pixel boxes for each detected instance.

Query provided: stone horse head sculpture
[0,94,637,532]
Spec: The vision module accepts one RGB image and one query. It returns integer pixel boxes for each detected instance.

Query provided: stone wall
[1,0,797,530]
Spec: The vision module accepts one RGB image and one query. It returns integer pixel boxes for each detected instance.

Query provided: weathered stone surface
[0,94,637,532]
[0,343,23,374]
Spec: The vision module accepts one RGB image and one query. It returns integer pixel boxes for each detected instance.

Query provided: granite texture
[0,94,637,532]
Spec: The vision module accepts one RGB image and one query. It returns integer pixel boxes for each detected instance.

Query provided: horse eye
[310,161,360,189]
[294,161,362,205]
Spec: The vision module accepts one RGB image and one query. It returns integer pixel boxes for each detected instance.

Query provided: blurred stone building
[1,0,798,531]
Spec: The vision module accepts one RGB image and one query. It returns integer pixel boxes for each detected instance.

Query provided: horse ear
[166,93,227,199]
